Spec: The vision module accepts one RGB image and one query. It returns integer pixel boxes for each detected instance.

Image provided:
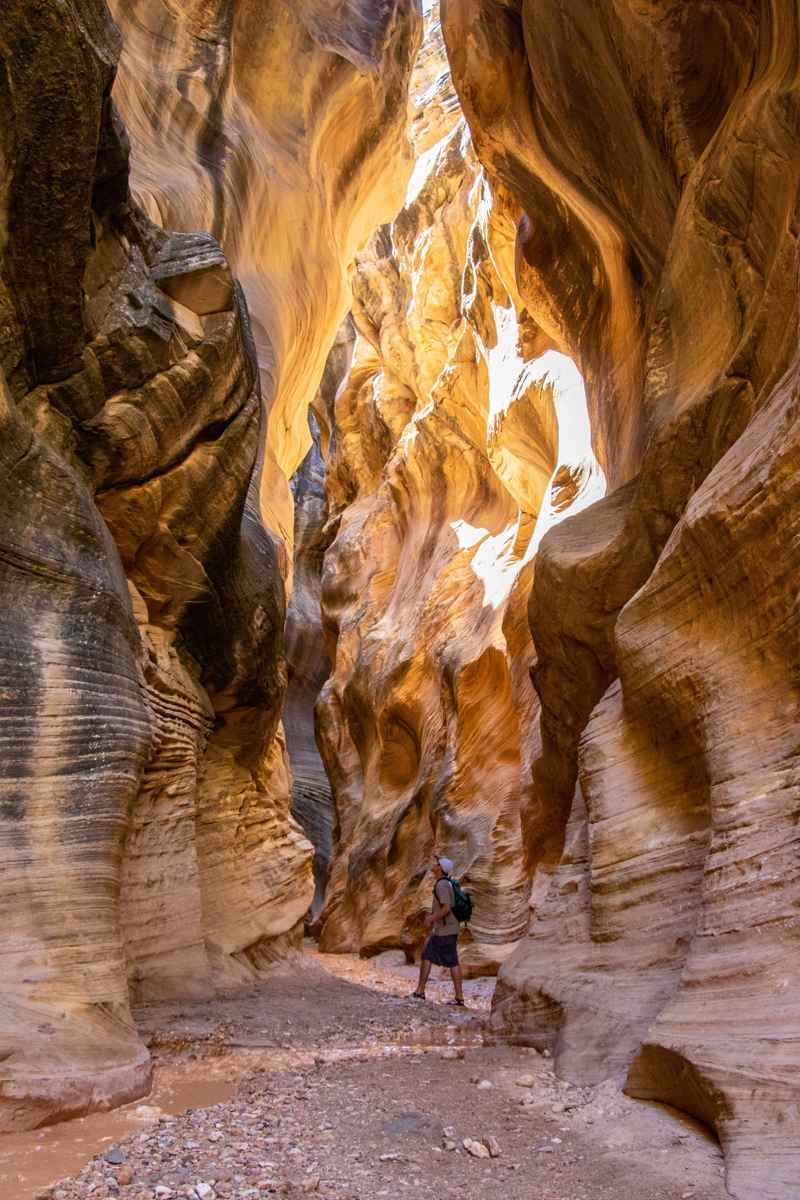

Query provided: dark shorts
[421,933,459,968]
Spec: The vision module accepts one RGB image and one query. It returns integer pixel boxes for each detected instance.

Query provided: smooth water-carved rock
[285,321,356,912]
[442,1,800,1194]
[313,5,600,974]
[109,0,423,497]
[0,0,420,1129]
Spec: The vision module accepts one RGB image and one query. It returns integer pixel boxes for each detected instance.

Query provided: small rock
[118,1165,134,1186]
[542,1049,551,1058]
[463,1138,491,1159]
[378,1153,402,1163]
[105,1148,127,1166]
[440,1047,464,1060]
[194,1185,215,1200]
[442,1139,457,1152]
[443,1126,456,1138]
[301,1180,320,1194]
[132,1104,160,1120]
[476,1080,493,1090]
[483,1136,501,1158]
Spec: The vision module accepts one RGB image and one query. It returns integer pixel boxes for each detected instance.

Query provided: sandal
[449,998,466,1007]
[410,991,426,1000]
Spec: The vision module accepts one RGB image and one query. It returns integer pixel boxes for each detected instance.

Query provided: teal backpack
[446,875,473,924]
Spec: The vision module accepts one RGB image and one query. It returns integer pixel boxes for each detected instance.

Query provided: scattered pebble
[463,1138,491,1159]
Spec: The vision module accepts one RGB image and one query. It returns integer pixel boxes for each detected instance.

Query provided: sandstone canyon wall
[312,4,603,974]
[441,2,800,1197]
[0,0,420,1130]
[285,323,356,913]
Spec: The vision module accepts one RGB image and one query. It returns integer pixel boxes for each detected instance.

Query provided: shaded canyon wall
[441,2,800,1197]
[0,0,420,1130]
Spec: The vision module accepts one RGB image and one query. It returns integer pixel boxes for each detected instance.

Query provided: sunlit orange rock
[313,4,601,975]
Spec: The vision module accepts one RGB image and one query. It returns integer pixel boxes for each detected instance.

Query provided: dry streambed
[9,952,726,1200]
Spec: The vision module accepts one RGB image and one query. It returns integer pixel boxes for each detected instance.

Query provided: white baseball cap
[436,855,454,874]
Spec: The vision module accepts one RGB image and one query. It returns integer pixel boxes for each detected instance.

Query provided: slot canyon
[0,2,798,1199]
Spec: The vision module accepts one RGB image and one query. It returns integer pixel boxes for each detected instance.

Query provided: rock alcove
[0,3,798,1199]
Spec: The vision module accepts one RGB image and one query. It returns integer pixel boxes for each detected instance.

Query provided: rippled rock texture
[0,0,420,1129]
[313,4,601,975]
[442,2,800,1196]
[109,0,422,531]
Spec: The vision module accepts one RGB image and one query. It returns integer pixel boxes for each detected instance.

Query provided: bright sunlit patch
[529,350,606,551]
[449,518,521,610]
[404,131,449,208]
[450,346,605,608]
[450,518,488,553]
[486,302,527,427]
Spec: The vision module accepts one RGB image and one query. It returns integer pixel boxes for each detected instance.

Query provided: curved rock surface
[285,321,356,913]
[313,4,601,974]
[0,0,420,1130]
[109,0,422,536]
[442,1,800,1195]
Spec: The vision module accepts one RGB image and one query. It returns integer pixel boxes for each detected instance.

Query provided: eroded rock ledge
[441,2,800,1196]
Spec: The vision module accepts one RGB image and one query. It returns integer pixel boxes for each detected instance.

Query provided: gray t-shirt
[432,878,459,936]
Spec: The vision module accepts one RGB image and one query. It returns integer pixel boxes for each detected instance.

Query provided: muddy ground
[4,948,727,1200]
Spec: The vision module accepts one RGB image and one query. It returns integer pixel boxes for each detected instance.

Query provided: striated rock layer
[313,4,601,974]
[0,0,420,1129]
[442,1,800,1196]
[109,0,423,544]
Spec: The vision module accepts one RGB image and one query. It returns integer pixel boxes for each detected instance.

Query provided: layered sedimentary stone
[109,0,423,509]
[0,0,420,1129]
[442,1,800,1195]
[313,4,600,974]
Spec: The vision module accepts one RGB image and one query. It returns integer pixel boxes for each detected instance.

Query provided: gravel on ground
[30,947,728,1200]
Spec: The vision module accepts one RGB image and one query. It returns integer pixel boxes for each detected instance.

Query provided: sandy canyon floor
[5,947,728,1200]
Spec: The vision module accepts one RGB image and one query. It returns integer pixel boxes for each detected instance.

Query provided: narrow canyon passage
[1,3,799,1200]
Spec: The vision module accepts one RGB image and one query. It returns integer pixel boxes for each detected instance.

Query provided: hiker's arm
[425,884,452,928]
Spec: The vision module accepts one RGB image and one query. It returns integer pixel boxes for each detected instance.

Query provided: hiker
[411,854,466,1006]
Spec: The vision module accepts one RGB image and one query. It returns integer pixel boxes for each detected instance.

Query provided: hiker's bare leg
[450,965,464,1002]
[416,959,432,995]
